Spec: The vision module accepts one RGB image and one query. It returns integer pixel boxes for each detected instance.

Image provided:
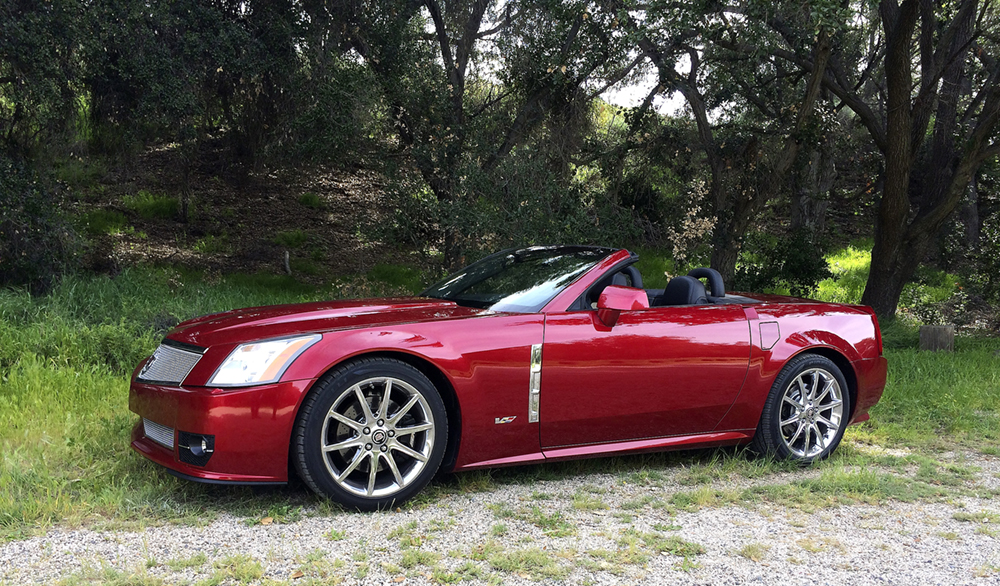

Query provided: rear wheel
[751,354,850,462]
[293,358,448,510]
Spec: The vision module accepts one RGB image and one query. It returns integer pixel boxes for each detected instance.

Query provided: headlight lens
[209,334,321,386]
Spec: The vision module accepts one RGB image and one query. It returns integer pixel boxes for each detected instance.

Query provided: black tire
[292,358,448,510]
[750,354,850,463]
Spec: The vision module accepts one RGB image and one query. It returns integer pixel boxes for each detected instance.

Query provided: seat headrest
[612,273,629,287]
[663,276,708,305]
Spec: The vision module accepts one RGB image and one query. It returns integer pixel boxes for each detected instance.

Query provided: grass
[79,209,129,236]
[737,542,770,562]
[274,229,310,249]
[124,191,179,220]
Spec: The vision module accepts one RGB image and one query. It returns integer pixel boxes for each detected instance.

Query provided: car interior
[578,263,743,310]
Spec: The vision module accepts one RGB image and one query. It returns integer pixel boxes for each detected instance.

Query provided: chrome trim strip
[528,343,542,423]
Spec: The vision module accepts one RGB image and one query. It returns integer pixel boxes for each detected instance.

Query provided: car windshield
[422,246,615,312]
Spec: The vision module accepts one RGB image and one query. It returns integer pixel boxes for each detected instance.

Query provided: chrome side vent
[143,418,175,449]
[528,343,542,423]
[137,342,204,385]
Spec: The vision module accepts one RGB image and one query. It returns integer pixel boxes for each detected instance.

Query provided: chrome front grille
[143,418,175,449]
[137,343,203,384]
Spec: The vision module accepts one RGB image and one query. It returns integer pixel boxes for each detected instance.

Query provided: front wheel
[292,358,448,510]
[750,354,850,462]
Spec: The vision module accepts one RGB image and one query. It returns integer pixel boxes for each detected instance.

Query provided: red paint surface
[128,248,888,484]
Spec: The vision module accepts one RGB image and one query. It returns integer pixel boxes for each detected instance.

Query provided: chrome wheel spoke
[324,437,363,452]
[385,452,404,486]
[395,422,433,436]
[780,412,801,427]
[802,424,813,454]
[815,379,834,404]
[390,442,428,462]
[820,398,843,411]
[354,384,376,424]
[389,395,420,424]
[378,379,393,420]
[787,421,806,447]
[783,395,804,410]
[336,450,366,482]
[810,371,820,401]
[816,415,837,429]
[366,452,378,496]
[813,424,826,450]
[329,411,364,432]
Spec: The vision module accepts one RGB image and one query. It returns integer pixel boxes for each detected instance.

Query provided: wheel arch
[289,350,463,477]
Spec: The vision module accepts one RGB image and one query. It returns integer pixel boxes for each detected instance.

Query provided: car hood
[166,297,490,348]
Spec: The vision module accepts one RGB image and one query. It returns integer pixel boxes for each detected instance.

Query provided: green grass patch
[298,192,324,209]
[193,234,229,254]
[54,158,107,190]
[124,191,178,220]
[79,209,129,236]
[367,264,426,294]
[472,542,569,580]
[274,229,310,249]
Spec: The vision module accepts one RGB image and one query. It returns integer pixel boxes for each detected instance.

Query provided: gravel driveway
[3,448,998,585]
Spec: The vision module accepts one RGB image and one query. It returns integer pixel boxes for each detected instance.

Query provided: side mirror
[596,285,649,327]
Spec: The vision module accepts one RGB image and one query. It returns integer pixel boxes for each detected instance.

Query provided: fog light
[178,432,215,466]
[189,437,209,457]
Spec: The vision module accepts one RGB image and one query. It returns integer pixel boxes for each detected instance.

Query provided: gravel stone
[2,449,998,584]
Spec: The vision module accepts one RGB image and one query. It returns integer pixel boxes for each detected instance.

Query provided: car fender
[715,305,875,432]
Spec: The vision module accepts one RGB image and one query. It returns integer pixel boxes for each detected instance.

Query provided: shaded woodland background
[2,0,1000,322]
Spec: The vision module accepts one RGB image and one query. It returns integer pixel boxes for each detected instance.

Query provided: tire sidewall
[761,354,851,462]
[296,359,448,510]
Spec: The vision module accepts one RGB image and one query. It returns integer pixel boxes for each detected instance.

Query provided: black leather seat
[662,276,708,305]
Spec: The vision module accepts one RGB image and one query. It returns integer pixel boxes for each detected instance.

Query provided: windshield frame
[421,246,617,313]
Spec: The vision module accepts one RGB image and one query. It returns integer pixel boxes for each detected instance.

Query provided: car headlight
[209,334,321,386]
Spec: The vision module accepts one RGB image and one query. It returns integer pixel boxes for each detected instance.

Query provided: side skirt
[453,430,753,471]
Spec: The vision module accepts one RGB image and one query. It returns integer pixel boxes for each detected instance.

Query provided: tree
[727,0,1000,317]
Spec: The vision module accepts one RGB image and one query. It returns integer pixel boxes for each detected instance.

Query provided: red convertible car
[129,245,887,510]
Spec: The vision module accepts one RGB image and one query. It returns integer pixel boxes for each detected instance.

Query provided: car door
[539,304,751,448]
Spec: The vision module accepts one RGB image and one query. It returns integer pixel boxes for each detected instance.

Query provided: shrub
[733,230,831,297]
[0,157,77,293]
[298,192,323,209]
[274,229,310,249]
[80,209,128,236]
[124,190,178,220]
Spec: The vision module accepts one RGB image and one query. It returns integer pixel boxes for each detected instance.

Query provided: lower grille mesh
[143,418,175,449]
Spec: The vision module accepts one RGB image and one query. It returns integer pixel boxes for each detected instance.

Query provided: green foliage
[124,191,178,220]
[298,192,323,209]
[733,230,832,297]
[956,211,1000,307]
[368,264,426,294]
[80,209,128,236]
[814,242,872,304]
[274,229,310,249]
[0,0,83,156]
[0,157,77,293]
[193,235,229,254]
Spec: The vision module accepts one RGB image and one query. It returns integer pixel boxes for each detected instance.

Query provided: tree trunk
[861,1,920,318]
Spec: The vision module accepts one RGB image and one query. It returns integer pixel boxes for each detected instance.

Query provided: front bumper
[129,378,314,483]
